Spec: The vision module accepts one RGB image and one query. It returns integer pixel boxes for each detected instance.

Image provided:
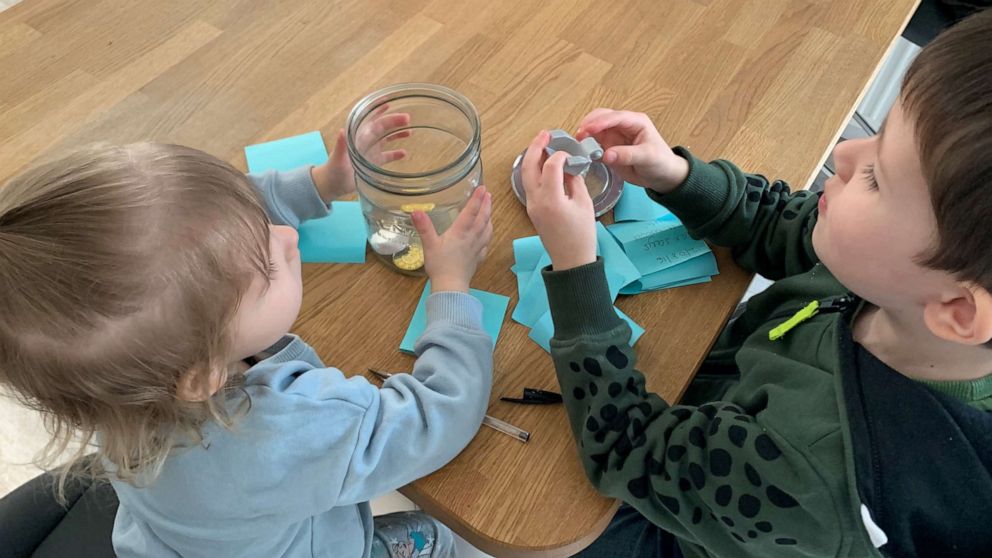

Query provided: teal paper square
[400,281,510,355]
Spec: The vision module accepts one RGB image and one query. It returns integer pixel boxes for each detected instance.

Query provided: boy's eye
[861,165,879,191]
[267,260,278,278]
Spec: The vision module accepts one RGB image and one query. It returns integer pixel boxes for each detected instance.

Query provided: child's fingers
[371,103,391,118]
[603,144,651,167]
[474,212,494,259]
[480,216,494,246]
[385,130,412,142]
[564,173,591,204]
[411,211,439,249]
[453,187,486,232]
[521,131,550,197]
[331,129,348,162]
[379,149,407,164]
[540,152,569,201]
[580,110,648,138]
[471,190,492,234]
[576,108,616,137]
[373,113,411,136]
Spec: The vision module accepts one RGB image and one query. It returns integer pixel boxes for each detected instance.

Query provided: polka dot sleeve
[551,332,844,557]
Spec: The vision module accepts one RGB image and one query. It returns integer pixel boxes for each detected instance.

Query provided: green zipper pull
[769,300,820,341]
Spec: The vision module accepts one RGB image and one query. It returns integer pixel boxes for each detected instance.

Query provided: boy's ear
[176,366,226,402]
[923,283,992,346]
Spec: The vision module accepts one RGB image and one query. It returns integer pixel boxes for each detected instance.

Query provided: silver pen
[368,369,530,443]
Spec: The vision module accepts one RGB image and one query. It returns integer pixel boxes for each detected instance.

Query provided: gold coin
[400,203,436,213]
[392,245,424,270]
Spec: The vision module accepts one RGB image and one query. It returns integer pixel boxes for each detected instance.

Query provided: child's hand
[412,186,493,294]
[576,109,689,194]
[521,130,597,271]
[313,107,412,203]
[311,129,356,203]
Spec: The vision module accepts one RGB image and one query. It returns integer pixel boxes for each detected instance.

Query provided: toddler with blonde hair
[0,130,494,557]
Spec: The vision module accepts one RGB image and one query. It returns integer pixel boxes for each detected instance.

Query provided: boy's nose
[830,137,870,183]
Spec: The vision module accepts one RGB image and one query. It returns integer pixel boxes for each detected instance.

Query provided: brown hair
[902,9,992,291]
[0,143,271,497]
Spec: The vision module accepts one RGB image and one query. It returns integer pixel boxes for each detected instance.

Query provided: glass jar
[346,83,482,275]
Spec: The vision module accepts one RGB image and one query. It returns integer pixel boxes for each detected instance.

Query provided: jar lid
[510,149,624,217]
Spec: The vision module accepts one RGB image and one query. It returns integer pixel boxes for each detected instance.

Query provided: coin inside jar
[392,244,425,271]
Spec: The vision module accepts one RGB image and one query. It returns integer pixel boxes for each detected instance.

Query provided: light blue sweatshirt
[110,167,493,557]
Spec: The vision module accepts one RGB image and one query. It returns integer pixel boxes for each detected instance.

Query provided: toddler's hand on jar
[412,186,493,294]
[354,104,411,168]
[314,105,413,203]
[521,131,597,271]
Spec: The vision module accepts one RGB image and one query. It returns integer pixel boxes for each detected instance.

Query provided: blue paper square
[297,201,368,263]
[614,183,674,222]
[244,131,328,173]
[400,281,510,355]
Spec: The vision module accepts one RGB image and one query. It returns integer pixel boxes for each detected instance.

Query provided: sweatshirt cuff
[541,258,623,338]
[426,292,484,331]
[252,166,330,227]
[647,146,734,238]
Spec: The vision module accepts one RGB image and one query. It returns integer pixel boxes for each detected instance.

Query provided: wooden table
[0,0,918,554]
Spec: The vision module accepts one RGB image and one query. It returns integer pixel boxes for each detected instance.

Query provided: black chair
[0,457,118,558]
[903,0,990,46]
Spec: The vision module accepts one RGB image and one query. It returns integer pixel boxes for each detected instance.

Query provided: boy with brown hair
[521,8,992,557]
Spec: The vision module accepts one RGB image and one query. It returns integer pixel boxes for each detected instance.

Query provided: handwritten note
[607,219,710,276]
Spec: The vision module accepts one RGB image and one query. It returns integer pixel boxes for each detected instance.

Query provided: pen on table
[367,369,531,443]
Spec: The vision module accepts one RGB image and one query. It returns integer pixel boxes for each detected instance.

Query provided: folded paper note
[597,222,642,299]
[607,219,710,277]
[511,252,552,328]
[619,252,719,294]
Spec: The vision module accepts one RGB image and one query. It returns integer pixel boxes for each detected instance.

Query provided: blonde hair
[0,143,271,498]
